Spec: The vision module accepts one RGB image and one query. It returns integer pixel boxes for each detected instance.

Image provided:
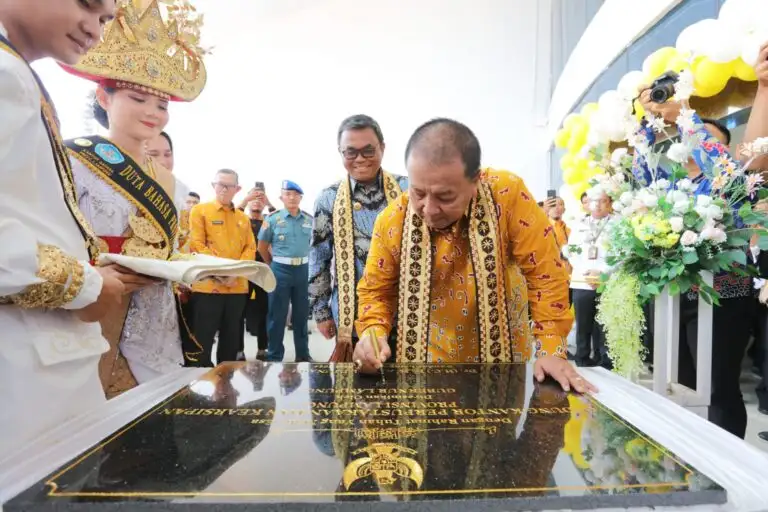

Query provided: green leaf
[738,202,753,219]
[723,249,747,266]
[758,234,768,250]
[759,188,768,200]
[728,235,750,248]
[668,280,680,295]
[649,267,663,278]
[682,251,699,264]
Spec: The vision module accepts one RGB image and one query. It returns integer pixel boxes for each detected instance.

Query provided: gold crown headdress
[61,0,208,102]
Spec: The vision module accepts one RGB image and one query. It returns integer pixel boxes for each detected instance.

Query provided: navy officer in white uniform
[258,180,313,362]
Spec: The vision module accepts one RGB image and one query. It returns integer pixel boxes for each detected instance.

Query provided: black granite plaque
[7,362,725,511]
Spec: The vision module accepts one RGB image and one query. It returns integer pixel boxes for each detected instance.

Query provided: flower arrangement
[582,69,768,378]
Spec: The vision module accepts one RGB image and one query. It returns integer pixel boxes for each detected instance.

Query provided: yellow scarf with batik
[333,171,402,342]
[396,179,530,363]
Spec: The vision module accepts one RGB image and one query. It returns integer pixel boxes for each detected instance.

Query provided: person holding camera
[631,79,753,439]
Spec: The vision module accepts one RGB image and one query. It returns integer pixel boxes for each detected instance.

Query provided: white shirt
[173,176,190,214]
[0,25,107,460]
[564,214,615,291]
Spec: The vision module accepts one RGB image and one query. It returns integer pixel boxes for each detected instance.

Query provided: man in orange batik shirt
[353,118,595,393]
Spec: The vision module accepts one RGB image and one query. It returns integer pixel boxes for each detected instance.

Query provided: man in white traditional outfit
[0,0,159,459]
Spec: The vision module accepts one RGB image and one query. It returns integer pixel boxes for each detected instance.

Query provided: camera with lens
[649,71,679,104]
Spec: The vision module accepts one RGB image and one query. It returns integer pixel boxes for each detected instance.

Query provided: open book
[98,253,276,292]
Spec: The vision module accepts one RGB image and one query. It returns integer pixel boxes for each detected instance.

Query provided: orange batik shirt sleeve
[354,195,409,340]
[489,170,573,358]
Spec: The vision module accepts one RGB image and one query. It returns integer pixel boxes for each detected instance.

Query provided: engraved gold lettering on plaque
[342,443,424,489]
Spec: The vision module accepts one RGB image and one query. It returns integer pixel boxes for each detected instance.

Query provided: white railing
[652,272,713,417]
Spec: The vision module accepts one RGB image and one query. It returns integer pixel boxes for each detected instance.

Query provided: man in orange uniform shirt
[189,169,256,366]
[353,118,594,393]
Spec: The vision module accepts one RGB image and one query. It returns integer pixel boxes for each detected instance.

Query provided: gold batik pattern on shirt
[332,171,402,342]
[355,169,573,361]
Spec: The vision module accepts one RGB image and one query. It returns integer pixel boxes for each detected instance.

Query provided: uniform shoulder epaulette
[301,210,313,219]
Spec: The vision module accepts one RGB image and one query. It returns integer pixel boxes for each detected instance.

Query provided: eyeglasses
[212,182,237,191]
[340,144,378,161]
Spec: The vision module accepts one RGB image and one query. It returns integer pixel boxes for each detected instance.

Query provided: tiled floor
[243,321,768,453]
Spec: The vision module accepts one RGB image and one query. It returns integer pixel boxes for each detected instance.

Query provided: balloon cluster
[555,0,767,200]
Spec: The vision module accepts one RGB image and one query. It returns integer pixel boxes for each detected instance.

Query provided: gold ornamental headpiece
[60,0,208,102]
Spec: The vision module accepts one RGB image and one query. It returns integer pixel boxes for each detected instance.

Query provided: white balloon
[720,0,768,33]
[598,90,621,109]
[741,30,768,66]
[617,70,646,100]
[676,19,720,56]
[701,23,742,62]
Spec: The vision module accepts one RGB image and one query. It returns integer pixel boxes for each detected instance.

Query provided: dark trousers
[191,292,248,367]
[267,262,309,361]
[572,289,608,365]
[755,300,768,410]
[245,282,269,351]
[678,295,752,438]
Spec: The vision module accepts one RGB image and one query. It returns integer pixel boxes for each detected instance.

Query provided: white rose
[710,228,727,244]
[667,142,691,164]
[654,178,671,191]
[610,148,628,167]
[676,178,694,192]
[669,217,684,233]
[619,191,634,205]
[680,230,698,246]
[696,195,712,208]
[639,191,659,208]
[706,204,723,220]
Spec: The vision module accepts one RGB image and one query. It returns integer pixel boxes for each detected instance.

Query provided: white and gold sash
[332,171,402,342]
[396,179,522,363]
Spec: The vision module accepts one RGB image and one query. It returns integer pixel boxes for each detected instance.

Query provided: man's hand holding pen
[353,327,391,376]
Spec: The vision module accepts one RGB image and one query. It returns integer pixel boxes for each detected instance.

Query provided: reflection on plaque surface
[7,362,725,511]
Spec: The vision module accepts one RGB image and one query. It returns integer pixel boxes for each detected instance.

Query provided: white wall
[35,0,552,207]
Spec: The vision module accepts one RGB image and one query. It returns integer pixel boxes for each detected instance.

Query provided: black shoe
[575,359,597,368]
[296,356,314,363]
[599,359,614,371]
[256,351,267,362]
[759,407,768,416]
[758,431,768,443]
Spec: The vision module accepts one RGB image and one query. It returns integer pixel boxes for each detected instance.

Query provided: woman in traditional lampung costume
[60,0,208,397]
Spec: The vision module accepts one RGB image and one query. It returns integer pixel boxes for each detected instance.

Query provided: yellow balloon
[633,99,646,120]
[562,113,583,131]
[562,166,577,185]
[554,128,570,149]
[733,58,757,82]
[692,57,734,98]
[583,165,602,181]
[567,123,588,153]
[665,53,692,74]
[572,181,591,200]
[644,47,679,80]
[559,153,575,171]
[580,102,599,121]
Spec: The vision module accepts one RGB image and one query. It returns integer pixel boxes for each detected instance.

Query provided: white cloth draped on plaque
[98,253,276,292]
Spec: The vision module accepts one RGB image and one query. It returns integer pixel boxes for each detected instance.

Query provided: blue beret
[282,180,303,194]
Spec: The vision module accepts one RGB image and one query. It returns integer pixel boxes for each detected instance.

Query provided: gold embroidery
[396,176,515,363]
[2,245,85,309]
[129,214,164,244]
[332,172,402,342]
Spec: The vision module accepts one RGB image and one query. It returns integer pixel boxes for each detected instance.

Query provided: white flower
[675,108,697,134]
[610,148,628,168]
[674,70,695,102]
[699,221,727,244]
[647,114,668,134]
[667,142,691,163]
[650,178,670,191]
[619,191,634,205]
[676,178,695,193]
[696,195,712,207]
[638,190,659,208]
[669,217,684,233]
[680,230,698,246]
[754,137,768,155]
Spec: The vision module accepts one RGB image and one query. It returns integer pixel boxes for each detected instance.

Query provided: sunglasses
[340,145,378,161]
